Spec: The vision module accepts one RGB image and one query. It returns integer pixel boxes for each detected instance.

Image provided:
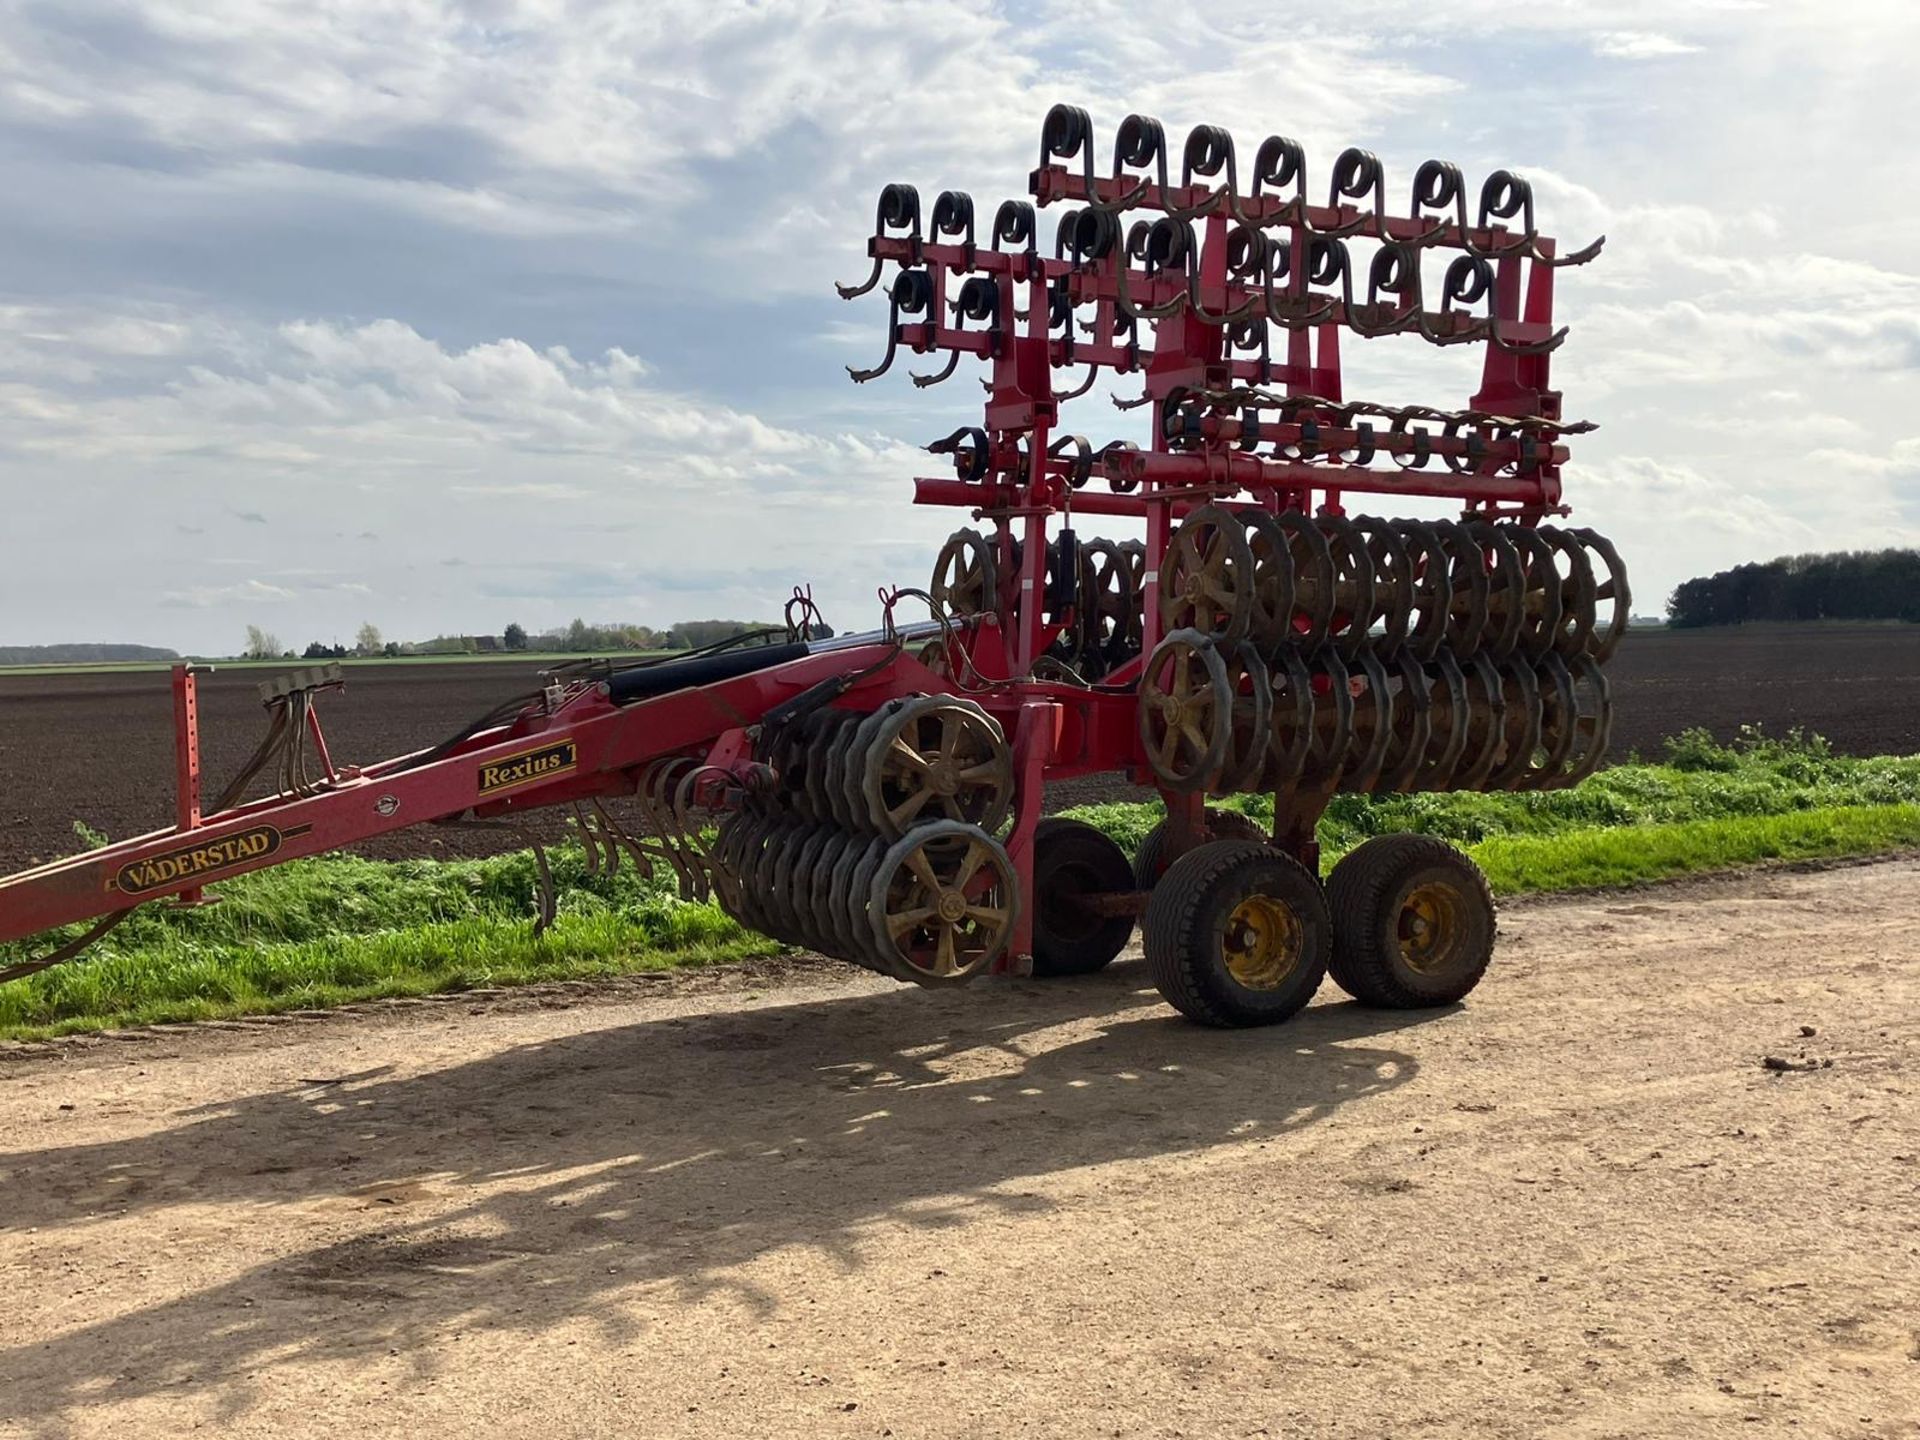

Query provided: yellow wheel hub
[1397,881,1469,974]
[1221,894,1301,991]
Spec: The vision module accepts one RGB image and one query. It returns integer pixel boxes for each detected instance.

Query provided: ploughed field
[4,622,1919,872]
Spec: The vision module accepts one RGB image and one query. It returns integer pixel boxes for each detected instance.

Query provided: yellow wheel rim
[1397,881,1470,975]
[1221,895,1301,991]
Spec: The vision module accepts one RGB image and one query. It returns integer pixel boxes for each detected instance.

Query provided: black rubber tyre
[1030,818,1136,977]
[1132,808,1266,888]
[1142,840,1331,1028]
[1325,834,1496,1008]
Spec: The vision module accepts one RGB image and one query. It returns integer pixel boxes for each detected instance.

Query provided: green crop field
[3,728,1916,1041]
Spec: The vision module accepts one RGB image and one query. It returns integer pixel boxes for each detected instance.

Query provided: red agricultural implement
[0,108,1628,1026]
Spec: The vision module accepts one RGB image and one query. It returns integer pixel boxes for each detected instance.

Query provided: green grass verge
[4,727,1917,1041]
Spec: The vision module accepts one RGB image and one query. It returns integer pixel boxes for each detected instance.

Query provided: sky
[1,0,1916,653]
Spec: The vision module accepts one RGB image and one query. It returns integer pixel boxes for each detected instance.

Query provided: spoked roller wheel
[1341,651,1397,793]
[1325,834,1496,1008]
[867,820,1018,986]
[1431,521,1490,656]
[1219,641,1274,793]
[1486,657,1544,790]
[1238,509,1298,650]
[1138,629,1233,791]
[806,831,856,953]
[1505,527,1565,662]
[1374,651,1435,794]
[1548,653,1613,788]
[834,701,905,830]
[1354,517,1413,655]
[1118,540,1148,648]
[1143,839,1333,1028]
[1406,650,1471,792]
[786,827,840,952]
[805,711,862,828]
[1318,514,1378,656]
[1083,538,1141,668]
[1468,522,1527,661]
[1537,527,1597,659]
[1031,817,1136,977]
[1568,527,1631,663]
[830,837,888,969]
[1133,808,1267,888]
[1514,654,1579,791]
[764,822,818,943]
[857,694,1015,839]
[1395,520,1452,662]
[1278,511,1336,646]
[1160,504,1256,643]
[931,527,999,618]
[1299,648,1356,789]
[1451,653,1508,790]
[1263,648,1316,794]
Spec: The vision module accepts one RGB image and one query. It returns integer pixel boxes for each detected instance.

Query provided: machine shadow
[0,967,1431,1427]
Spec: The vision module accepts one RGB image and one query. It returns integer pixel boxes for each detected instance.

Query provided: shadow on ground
[0,965,1437,1427]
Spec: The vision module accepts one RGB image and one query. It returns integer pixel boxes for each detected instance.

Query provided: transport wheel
[1142,839,1332,1028]
[867,820,1017,985]
[1325,834,1495,1007]
[858,694,1014,838]
[932,527,998,617]
[1133,808,1266,887]
[1138,629,1232,791]
[1031,818,1136,977]
[1159,504,1255,643]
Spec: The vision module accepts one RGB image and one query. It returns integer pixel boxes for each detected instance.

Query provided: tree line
[1668,549,1920,627]
[273,617,782,661]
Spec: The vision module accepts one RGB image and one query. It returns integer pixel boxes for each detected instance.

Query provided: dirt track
[1,859,1916,1439]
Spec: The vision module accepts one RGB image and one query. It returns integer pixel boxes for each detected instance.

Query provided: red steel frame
[0,109,1591,977]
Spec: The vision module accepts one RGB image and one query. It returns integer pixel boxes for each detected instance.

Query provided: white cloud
[1594,31,1704,59]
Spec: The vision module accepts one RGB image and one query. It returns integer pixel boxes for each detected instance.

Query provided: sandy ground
[1,860,1916,1440]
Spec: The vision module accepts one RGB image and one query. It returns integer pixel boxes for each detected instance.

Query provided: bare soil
[1,858,1914,1439]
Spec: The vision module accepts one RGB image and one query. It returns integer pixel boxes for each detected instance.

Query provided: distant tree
[503,621,528,651]
[1668,548,1920,627]
[302,641,348,659]
[244,625,281,660]
[355,621,383,656]
[382,640,401,658]
[668,619,774,650]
